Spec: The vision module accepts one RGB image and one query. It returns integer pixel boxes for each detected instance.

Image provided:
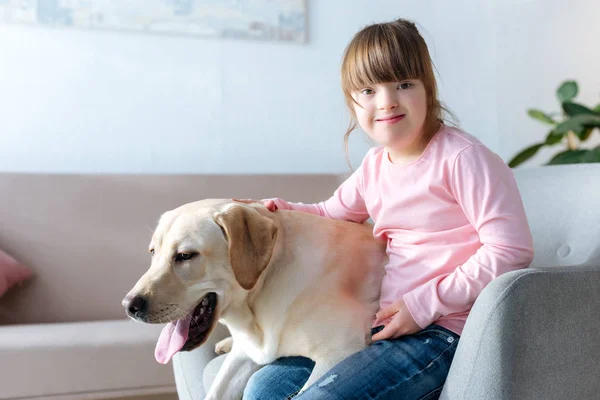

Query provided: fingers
[231,198,278,212]
[374,307,396,326]
[263,199,278,212]
[372,323,397,341]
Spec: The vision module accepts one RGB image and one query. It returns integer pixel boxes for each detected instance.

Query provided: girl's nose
[377,91,398,110]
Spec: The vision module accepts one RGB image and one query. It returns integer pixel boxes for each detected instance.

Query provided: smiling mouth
[377,114,405,123]
[154,292,218,364]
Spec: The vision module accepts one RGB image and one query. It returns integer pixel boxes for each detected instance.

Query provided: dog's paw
[215,336,233,354]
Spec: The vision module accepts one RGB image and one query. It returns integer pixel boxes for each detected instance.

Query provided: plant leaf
[557,81,578,102]
[545,130,564,145]
[554,119,584,134]
[528,109,555,125]
[562,102,595,117]
[581,145,600,163]
[508,143,544,168]
[554,114,600,134]
[579,127,594,141]
[594,104,600,114]
[547,149,589,165]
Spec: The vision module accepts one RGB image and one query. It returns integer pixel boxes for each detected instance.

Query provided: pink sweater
[270,126,534,335]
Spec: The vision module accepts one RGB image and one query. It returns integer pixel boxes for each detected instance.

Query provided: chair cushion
[513,164,600,269]
[203,355,227,395]
[172,323,229,400]
[441,265,600,399]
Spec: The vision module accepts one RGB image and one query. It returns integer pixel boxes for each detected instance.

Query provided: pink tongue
[155,315,192,364]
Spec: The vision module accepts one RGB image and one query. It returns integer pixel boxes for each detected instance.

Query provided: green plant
[509,80,600,168]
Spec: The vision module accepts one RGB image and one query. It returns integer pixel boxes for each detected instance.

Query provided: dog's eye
[175,252,197,262]
[149,249,155,256]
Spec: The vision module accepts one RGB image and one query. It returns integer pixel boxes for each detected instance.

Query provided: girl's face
[351,79,428,160]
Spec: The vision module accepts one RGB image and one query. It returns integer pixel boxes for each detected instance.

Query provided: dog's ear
[214,205,278,290]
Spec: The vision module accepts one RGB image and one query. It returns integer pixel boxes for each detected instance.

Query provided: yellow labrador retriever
[123,199,386,399]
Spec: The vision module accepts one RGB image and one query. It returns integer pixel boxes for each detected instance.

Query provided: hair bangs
[342,24,426,94]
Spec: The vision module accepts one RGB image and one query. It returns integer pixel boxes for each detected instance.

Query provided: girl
[242,18,534,400]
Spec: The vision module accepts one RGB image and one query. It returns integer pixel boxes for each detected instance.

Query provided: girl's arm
[266,165,370,222]
[402,144,535,329]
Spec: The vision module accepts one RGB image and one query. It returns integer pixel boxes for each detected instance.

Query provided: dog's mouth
[181,292,218,352]
[154,292,218,364]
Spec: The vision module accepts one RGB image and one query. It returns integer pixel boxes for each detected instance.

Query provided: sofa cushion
[0,319,175,399]
[0,248,32,298]
[0,173,343,325]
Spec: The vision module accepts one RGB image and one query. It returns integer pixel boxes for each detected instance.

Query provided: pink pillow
[0,248,33,297]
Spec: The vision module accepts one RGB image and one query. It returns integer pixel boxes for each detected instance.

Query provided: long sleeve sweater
[268,126,534,334]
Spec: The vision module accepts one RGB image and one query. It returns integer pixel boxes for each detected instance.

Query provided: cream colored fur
[126,199,387,399]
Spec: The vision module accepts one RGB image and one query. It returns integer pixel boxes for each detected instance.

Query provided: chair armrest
[172,323,229,400]
[441,265,600,400]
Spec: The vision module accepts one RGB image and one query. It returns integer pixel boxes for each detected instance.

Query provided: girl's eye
[175,252,198,262]
[361,88,374,95]
[398,82,413,90]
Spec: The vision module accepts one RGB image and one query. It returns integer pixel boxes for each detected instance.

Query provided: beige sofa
[0,173,342,400]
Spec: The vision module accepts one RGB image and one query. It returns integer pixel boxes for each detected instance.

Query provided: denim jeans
[243,324,459,400]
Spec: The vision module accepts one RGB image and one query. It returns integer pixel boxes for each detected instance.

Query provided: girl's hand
[371,299,421,341]
[232,198,278,212]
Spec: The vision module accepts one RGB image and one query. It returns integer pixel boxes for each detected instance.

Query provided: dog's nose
[124,295,148,319]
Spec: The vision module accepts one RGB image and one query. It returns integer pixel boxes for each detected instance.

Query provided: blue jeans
[243,325,459,400]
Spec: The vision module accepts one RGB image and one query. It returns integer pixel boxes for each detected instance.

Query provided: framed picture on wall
[0,0,307,43]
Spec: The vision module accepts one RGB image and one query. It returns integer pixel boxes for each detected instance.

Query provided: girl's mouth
[377,114,406,124]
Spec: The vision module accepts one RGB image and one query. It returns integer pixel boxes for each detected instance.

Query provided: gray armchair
[441,163,600,399]
[174,163,600,400]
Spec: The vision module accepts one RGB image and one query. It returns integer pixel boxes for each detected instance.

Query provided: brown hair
[340,18,456,166]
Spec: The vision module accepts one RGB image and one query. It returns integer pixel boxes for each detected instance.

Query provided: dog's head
[122,199,278,363]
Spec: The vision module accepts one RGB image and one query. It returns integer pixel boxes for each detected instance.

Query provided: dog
[123,199,387,399]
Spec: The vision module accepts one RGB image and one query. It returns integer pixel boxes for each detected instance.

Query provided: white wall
[493,0,600,166]
[0,0,598,174]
